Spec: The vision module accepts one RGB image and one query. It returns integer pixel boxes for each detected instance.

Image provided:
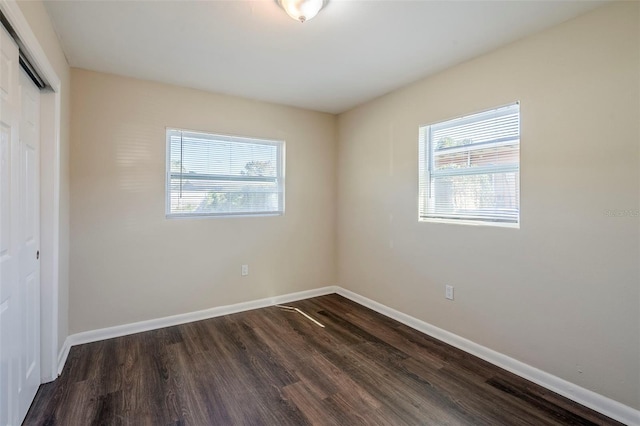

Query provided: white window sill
[419,217,519,229]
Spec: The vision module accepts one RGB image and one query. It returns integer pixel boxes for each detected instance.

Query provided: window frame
[418,102,520,228]
[165,128,285,219]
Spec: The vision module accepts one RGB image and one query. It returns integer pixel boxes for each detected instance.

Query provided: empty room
[0,0,638,424]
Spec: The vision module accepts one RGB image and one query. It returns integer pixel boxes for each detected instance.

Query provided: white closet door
[0,23,21,426]
[0,23,41,426]
[16,66,41,423]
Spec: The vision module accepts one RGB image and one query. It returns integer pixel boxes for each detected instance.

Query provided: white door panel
[0,23,20,426]
[17,67,40,421]
[0,23,41,426]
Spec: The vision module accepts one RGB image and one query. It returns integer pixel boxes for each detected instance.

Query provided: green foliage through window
[166,129,285,217]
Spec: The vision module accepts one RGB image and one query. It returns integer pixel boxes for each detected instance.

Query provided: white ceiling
[44,0,607,114]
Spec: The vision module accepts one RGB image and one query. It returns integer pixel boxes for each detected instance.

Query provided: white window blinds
[166,129,285,217]
[419,103,520,226]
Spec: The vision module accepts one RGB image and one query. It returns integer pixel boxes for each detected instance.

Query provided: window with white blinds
[166,129,285,217]
[418,103,520,226]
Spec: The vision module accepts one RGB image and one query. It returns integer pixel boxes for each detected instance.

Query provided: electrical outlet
[241,264,249,276]
[445,285,454,300]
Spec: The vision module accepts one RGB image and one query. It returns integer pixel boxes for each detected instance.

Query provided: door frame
[0,0,62,383]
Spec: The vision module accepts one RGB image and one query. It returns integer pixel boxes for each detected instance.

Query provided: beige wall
[70,69,337,333]
[337,1,639,409]
[17,0,71,354]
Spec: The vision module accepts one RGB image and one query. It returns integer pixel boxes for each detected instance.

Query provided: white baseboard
[56,285,639,425]
[57,338,71,376]
[58,286,337,371]
[335,287,640,426]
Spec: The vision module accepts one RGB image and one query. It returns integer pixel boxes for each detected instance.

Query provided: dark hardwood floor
[24,294,622,425]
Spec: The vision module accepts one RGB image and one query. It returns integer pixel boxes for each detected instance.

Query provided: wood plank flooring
[24,294,623,425]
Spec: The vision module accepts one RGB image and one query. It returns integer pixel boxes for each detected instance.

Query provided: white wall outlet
[445,285,454,300]
[241,264,249,276]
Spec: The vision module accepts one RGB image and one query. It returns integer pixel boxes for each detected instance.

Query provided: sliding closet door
[0,22,21,426]
[0,23,41,426]
[16,64,41,423]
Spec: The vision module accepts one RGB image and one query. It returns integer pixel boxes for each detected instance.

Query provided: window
[166,129,284,218]
[418,103,520,227]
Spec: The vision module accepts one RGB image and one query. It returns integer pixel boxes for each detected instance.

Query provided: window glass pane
[430,171,519,222]
[419,103,520,226]
[167,129,284,217]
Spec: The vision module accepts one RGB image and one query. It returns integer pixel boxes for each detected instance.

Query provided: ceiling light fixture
[277,0,326,23]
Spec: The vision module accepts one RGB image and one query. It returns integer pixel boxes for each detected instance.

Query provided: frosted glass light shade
[278,0,325,23]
